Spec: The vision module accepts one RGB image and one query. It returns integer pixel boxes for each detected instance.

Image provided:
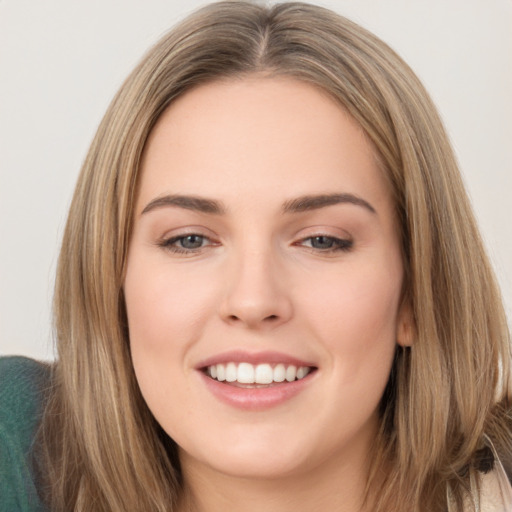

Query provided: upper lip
[195,350,317,370]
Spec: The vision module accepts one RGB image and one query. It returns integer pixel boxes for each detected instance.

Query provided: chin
[178,428,315,480]
[195,451,310,480]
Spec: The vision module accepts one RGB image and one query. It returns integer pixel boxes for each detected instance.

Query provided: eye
[299,235,353,253]
[176,234,206,249]
[159,233,216,254]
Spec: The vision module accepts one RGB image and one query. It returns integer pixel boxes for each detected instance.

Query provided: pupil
[182,235,203,249]
[312,236,334,249]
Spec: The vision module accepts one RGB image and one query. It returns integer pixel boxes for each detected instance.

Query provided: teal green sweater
[0,356,50,512]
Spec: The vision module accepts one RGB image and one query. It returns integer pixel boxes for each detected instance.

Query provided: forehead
[137,76,393,217]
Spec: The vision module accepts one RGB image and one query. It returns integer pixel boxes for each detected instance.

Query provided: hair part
[39,2,511,511]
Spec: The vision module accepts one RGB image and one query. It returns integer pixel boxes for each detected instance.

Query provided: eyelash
[159,234,215,254]
[297,235,353,253]
[159,233,353,255]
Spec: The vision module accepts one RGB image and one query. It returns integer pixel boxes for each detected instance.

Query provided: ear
[396,300,414,347]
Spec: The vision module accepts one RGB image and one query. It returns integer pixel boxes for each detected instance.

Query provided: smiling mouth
[203,362,316,387]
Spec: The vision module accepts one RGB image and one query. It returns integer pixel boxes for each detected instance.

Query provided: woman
[0,1,510,511]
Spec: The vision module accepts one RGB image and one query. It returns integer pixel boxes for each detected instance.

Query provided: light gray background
[1,0,511,361]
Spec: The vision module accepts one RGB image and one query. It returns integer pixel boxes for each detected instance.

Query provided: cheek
[124,259,215,354]
[301,261,402,380]
[123,258,219,435]
[123,256,218,410]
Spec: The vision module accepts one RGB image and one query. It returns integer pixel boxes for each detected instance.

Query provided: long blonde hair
[39,2,511,511]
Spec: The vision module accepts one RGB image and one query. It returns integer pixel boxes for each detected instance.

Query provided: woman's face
[124,77,410,481]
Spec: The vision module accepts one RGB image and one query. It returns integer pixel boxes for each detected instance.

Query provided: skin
[124,76,411,512]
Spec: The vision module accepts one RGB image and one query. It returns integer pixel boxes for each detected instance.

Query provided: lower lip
[198,371,315,411]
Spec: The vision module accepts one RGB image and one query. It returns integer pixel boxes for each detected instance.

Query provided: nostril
[226,313,279,323]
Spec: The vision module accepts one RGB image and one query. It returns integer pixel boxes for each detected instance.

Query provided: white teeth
[237,362,255,384]
[206,362,312,384]
[216,364,226,382]
[296,367,307,379]
[226,362,237,382]
[274,364,286,382]
[286,365,297,382]
[255,364,273,384]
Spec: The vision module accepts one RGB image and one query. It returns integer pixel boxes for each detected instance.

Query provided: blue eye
[301,235,353,253]
[177,234,205,249]
[161,234,211,253]
[310,236,336,249]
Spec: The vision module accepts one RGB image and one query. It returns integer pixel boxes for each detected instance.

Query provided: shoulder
[0,356,52,512]
[474,432,512,511]
[0,355,51,402]
[0,356,51,444]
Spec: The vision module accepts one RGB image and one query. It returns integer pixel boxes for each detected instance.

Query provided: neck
[177,446,374,512]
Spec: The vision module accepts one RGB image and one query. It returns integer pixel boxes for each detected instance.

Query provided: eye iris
[311,236,335,249]
[181,235,204,249]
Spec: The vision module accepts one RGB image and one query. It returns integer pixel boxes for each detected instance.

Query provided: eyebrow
[141,194,226,215]
[282,193,376,215]
[141,192,376,216]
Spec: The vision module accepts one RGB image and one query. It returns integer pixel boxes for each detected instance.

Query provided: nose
[218,248,293,330]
